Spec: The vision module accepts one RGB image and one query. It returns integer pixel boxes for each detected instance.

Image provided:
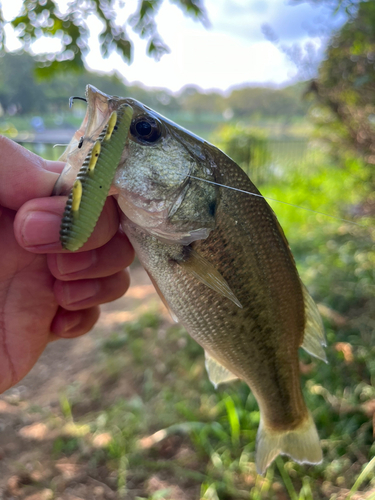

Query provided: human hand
[0,137,134,393]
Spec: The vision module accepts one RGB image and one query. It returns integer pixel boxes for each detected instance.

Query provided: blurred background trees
[305,0,375,189]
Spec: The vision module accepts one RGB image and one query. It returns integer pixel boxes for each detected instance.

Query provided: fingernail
[63,280,100,306]
[21,211,61,247]
[57,251,97,276]
[62,312,82,335]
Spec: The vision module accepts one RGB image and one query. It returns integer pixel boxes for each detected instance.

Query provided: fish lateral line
[188,175,363,227]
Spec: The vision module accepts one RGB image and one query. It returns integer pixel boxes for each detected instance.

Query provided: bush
[211,124,271,185]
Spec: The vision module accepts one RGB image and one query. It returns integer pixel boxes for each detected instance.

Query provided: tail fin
[256,412,322,475]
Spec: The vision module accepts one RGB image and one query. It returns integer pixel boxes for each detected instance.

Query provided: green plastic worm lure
[60,103,134,251]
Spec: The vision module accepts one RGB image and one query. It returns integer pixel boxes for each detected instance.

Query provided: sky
[3,0,346,93]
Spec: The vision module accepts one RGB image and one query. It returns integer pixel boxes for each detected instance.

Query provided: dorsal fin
[177,248,242,309]
[301,285,327,363]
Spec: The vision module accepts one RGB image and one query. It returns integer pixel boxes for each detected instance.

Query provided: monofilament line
[188,175,363,227]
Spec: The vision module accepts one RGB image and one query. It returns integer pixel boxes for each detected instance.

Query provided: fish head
[113,97,220,244]
[54,85,220,245]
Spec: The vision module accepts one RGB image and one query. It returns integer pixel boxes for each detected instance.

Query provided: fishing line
[188,175,364,227]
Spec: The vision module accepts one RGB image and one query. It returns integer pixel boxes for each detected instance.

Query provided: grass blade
[276,457,298,500]
[347,456,375,499]
[224,395,240,447]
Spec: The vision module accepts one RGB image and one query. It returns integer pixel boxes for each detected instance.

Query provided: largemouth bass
[54,85,326,474]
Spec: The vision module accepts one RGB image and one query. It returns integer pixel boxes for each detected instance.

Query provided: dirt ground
[0,264,177,500]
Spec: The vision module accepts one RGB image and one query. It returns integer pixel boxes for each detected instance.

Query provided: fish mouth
[84,85,120,141]
[53,85,121,196]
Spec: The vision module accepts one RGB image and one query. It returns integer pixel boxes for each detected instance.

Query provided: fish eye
[136,121,151,136]
[131,116,161,143]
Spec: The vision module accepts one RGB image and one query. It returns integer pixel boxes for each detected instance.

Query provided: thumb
[0,136,65,211]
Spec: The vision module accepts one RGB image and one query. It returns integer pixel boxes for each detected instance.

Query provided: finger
[14,195,120,253]
[47,229,134,280]
[43,162,67,174]
[53,269,130,311]
[0,136,65,210]
[50,306,100,338]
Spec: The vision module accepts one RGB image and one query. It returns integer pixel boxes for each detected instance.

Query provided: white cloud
[1,0,23,21]
[86,1,300,91]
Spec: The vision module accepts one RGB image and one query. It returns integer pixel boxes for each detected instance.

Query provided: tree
[0,51,49,113]
[0,0,207,77]
[212,123,271,185]
[306,1,375,169]
[0,51,183,115]
[288,0,375,173]
[226,84,310,119]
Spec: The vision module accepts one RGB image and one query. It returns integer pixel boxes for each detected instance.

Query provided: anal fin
[177,248,242,309]
[301,285,327,363]
[205,351,238,388]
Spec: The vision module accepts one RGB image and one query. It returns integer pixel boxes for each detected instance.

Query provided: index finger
[14,194,121,253]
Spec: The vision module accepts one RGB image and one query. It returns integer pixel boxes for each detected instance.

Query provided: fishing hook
[69,96,87,108]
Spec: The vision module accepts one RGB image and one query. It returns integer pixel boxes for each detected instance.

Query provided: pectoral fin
[301,285,327,362]
[178,249,242,309]
[205,351,238,388]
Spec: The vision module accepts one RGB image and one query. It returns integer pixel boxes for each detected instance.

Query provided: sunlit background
[3,0,346,91]
[0,1,374,499]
